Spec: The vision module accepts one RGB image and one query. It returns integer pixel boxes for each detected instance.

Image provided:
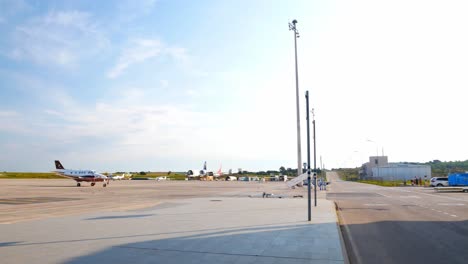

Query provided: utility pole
[313,108,317,207]
[289,19,302,176]
[305,91,311,221]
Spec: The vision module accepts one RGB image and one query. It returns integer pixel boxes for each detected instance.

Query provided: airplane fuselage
[56,169,107,182]
[54,160,108,187]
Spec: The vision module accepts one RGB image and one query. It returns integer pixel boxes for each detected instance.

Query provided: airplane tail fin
[55,160,65,170]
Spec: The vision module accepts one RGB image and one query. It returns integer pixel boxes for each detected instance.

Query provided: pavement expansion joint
[117,245,343,262]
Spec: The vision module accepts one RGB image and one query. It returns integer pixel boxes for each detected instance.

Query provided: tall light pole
[289,19,302,176]
[305,91,311,221]
[313,108,317,207]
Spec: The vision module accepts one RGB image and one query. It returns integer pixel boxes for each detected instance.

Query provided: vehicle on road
[434,173,468,192]
[448,173,468,186]
[430,177,448,187]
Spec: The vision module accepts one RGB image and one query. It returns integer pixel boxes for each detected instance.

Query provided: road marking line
[437,203,465,206]
[396,189,468,202]
[451,215,457,217]
[443,212,449,215]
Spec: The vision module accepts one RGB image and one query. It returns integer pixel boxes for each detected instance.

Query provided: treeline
[395,160,468,176]
[334,168,359,181]
[426,160,468,176]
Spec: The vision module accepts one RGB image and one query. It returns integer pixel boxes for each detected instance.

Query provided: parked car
[430,177,449,187]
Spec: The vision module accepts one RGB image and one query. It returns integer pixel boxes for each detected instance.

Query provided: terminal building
[360,156,431,181]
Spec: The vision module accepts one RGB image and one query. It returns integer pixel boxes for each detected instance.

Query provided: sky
[0,0,467,172]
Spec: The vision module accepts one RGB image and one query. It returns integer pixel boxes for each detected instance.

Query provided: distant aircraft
[187,162,209,178]
[187,162,224,179]
[214,165,223,177]
[226,176,237,181]
[54,160,109,187]
[110,174,125,180]
[186,169,205,178]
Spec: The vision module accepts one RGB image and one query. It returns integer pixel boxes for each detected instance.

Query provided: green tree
[279,166,286,175]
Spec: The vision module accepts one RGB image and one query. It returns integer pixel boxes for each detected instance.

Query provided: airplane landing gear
[77,182,81,187]
[91,182,96,186]
[103,183,107,187]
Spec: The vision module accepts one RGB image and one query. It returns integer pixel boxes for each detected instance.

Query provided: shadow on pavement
[61,222,342,264]
[340,220,468,264]
[85,214,154,220]
[0,242,22,247]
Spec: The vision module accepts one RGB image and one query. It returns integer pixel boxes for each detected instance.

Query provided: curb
[334,202,351,264]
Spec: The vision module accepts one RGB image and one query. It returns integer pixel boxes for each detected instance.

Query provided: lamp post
[289,19,302,176]
[313,108,317,207]
[305,91,311,221]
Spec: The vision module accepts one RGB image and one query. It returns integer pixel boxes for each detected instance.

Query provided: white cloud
[160,79,169,88]
[165,47,189,65]
[0,110,19,117]
[186,89,196,96]
[107,39,162,78]
[9,10,108,67]
[107,38,194,79]
[0,0,31,23]
[117,0,157,22]
[0,110,28,133]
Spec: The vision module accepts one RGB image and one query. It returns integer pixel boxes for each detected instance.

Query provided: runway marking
[368,190,463,220]
[392,189,468,202]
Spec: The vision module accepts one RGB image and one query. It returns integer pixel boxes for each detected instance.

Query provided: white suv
[430,177,449,187]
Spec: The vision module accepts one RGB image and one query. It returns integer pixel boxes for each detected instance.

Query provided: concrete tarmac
[0,179,345,264]
[328,171,468,264]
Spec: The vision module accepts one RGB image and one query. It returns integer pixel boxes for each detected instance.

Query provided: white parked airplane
[110,174,125,180]
[186,169,206,178]
[187,161,208,178]
[214,165,223,177]
[54,160,109,187]
[187,162,225,178]
[226,176,237,181]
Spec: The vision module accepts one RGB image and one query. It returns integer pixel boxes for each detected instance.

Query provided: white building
[361,156,431,180]
[372,164,431,181]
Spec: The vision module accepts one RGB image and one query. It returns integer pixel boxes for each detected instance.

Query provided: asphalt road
[327,171,468,264]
